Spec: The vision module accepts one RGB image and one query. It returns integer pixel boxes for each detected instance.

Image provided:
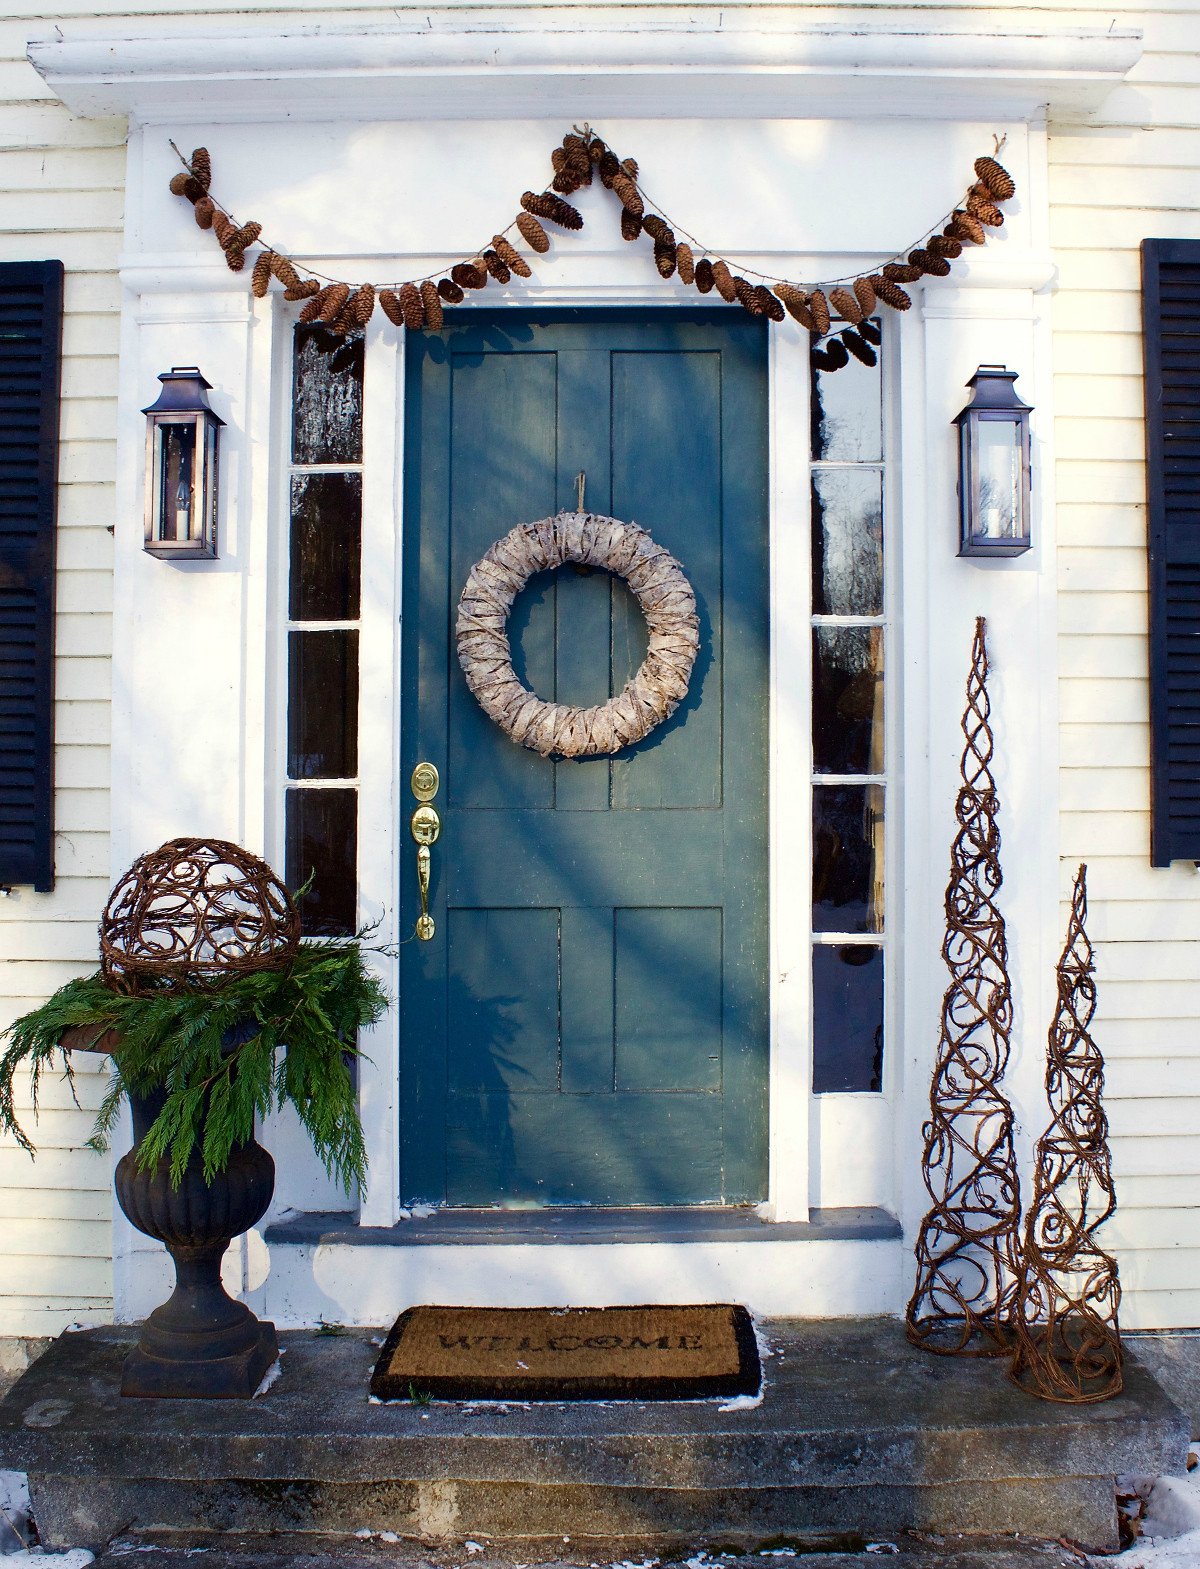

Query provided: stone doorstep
[0,1320,1186,1555]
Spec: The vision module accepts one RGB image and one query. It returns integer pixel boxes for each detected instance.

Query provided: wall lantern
[954,365,1033,559]
[142,367,223,560]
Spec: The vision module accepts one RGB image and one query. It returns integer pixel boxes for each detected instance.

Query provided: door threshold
[264,1204,901,1247]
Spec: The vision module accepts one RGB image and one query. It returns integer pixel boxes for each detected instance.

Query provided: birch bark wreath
[456,511,700,759]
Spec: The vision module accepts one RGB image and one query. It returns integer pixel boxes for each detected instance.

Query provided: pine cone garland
[712,261,737,302]
[676,243,695,285]
[516,212,551,253]
[775,284,815,330]
[882,262,921,283]
[655,241,677,279]
[438,278,466,304]
[808,289,831,335]
[909,248,951,277]
[874,279,912,311]
[831,285,864,324]
[400,282,425,330]
[493,237,532,278]
[421,280,444,330]
[620,210,643,243]
[841,328,877,367]
[974,156,1016,201]
[251,252,273,298]
[284,278,320,301]
[451,260,488,291]
[379,289,406,326]
[853,276,877,315]
[694,258,715,294]
[189,148,211,191]
[612,174,643,218]
[193,197,215,230]
[482,249,512,284]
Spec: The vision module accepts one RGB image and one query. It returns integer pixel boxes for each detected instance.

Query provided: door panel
[400,310,769,1208]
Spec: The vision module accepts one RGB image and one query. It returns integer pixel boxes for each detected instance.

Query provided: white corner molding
[30,11,1142,125]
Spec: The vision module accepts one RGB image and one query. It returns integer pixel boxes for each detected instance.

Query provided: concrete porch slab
[0,1319,1186,1554]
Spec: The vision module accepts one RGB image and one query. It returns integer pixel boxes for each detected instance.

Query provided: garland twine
[168,129,1016,375]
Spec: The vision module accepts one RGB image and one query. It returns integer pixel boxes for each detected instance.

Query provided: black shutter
[0,261,63,892]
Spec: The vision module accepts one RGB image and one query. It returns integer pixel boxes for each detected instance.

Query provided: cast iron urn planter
[114,1082,278,1399]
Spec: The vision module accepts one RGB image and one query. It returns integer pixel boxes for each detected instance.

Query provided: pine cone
[521,191,583,230]
[299,286,334,323]
[329,307,357,339]
[654,241,677,279]
[563,133,589,161]
[350,284,376,326]
[694,258,715,294]
[712,261,737,302]
[552,168,583,196]
[882,262,921,283]
[974,156,1016,201]
[224,247,247,273]
[612,174,643,218]
[319,282,351,323]
[620,210,643,243]
[967,192,1005,227]
[947,211,986,245]
[808,289,831,335]
[193,197,215,230]
[757,285,785,322]
[169,173,205,202]
[493,236,532,278]
[928,235,962,260]
[874,279,912,311]
[400,282,425,330]
[860,319,883,346]
[775,284,815,330]
[379,289,406,326]
[211,211,235,246]
[589,138,607,164]
[270,252,300,287]
[438,278,466,304]
[909,248,951,277]
[841,329,877,368]
[621,156,639,179]
[251,252,273,298]
[830,286,864,325]
[421,280,444,330]
[812,338,850,372]
[284,278,320,301]
[598,150,620,188]
[676,243,695,285]
[853,276,877,315]
[734,276,758,311]
[189,148,211,191]
[551,147,568,173]
[451,260,487,291]
[228,221,262,254]
[642,215,673,244]
[516,212,551,253]
[482,249,512,284]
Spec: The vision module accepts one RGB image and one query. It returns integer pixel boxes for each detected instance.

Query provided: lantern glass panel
[974,416,1023,543]
[154,420,199,543]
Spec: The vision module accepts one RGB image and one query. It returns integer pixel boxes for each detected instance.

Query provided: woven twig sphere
[99,838,301,993]
[456,511,700,759]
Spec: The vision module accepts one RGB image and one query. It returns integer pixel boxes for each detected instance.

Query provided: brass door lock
[410,763,441,940]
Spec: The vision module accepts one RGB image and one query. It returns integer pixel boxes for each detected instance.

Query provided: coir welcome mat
[370,1304,760,1401]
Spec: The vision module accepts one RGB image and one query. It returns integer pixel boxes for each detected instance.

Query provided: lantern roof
[142,366,225,423]
[954,365,1032,422]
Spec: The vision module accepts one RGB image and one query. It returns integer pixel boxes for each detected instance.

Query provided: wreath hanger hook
[575,471,586,513]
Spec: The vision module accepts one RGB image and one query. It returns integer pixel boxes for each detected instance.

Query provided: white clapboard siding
[0,7,118,1335]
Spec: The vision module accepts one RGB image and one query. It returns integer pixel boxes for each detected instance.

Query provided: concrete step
[0,1320,1185,1555]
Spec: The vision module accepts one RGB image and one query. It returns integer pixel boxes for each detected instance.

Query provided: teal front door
[400,310,769,1207]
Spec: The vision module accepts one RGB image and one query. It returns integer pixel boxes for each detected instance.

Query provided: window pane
[288,629,359,779]
[811,331,883,462]
[290,472,362,621]
[813,784,885,933]
[811,469,883,616]
[292,325,364,465]
[285,786,357,936]
[813,626,884,775]
[813,944,884,1093]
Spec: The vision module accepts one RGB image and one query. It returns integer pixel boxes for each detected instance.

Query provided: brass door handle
[410,763,440,941]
